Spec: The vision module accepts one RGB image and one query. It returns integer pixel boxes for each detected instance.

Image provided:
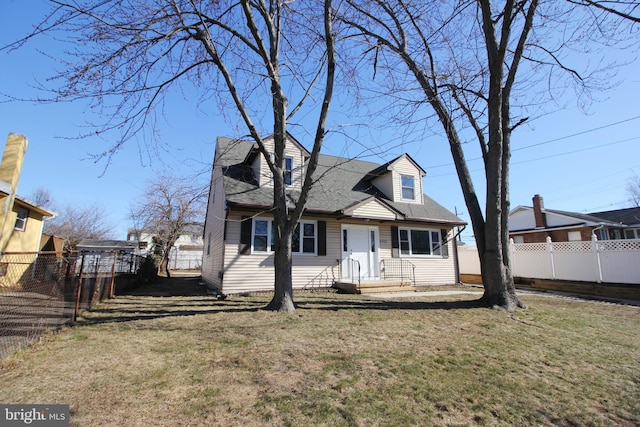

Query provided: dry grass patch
[1,282,639,426]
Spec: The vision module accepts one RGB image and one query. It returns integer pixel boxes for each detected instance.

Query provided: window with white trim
[624,229,640,239]
[252,219,317,254]
[284,157,294,186]
[398,227,443,256]
[14,207,29,231]
[567,231,582,241]
[267,155,295,186]
[401,174,415,200]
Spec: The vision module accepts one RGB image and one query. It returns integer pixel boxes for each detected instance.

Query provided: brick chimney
[532,194,546,228]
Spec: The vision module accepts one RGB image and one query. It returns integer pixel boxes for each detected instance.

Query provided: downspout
[592,224,604,240]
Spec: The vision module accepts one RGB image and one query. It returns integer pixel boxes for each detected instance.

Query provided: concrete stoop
[334,279,415,294]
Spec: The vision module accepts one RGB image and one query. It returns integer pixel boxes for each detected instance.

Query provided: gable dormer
[244,133,310,188]
[367,154,426,204]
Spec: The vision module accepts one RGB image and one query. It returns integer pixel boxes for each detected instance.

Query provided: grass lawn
[1,278,638,426]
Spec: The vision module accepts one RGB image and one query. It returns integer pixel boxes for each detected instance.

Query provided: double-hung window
[284,157,294,186]
[292,222,316,253]
[398,227,443,256]
[14,207,29,231]
[252,219,273,252]
[401,174,415,200]
[252,219,316,254]
[267,156,294,186]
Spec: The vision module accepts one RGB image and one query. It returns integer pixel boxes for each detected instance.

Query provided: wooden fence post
[73,253,86,323]
[109,251,117,298]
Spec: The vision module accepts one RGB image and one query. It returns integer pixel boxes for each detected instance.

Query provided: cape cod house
[201,135,465,294]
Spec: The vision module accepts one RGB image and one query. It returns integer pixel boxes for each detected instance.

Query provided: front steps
[333,279,415,294]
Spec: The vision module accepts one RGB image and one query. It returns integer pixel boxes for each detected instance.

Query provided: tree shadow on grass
[294,294,488,311]
[78,276,490,326]
[76,276,265,325]
[123,275,209,297]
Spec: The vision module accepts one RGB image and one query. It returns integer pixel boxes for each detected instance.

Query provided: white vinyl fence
[458,237,640,285]
[168,246,203,270]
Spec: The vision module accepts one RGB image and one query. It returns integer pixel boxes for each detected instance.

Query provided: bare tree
[28,187,52,207]
[44,201,115,249]
[627,174,640,207]
[6,1,337,312]
[340,0,637,310]
[131,174,207,278]
[567,0,640,22]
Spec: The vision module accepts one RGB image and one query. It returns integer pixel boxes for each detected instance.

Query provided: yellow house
[0,134,55,286]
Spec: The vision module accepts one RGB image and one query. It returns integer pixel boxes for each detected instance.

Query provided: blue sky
[1,1,638,244]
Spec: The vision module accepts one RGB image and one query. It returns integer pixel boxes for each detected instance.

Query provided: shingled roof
[217,137,465,226]
[588,207,640,226]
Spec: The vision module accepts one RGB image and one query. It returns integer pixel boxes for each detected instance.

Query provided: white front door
[341,225,380,281]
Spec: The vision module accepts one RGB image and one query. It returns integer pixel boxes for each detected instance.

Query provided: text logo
[1,405,69,426]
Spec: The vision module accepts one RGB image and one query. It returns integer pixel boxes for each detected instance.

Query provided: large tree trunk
[265,238,296,312]
[162,251,171,278]
[474,0,526,311]
[478,229,522,311]
[265,126,297,313]
[266,209,296,312]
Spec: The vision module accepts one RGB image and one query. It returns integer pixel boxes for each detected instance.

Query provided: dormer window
[401,175,415,200]
[266,155,294,186]
[284,157,294,186]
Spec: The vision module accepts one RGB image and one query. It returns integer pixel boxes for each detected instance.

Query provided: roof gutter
[226,202,467,225]
[511,221,627,235]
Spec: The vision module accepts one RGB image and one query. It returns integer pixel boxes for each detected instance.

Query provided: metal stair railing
[380,258,416,285]
[349,258,361,285]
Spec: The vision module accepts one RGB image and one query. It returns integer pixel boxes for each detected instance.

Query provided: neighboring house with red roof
[509,194,640,243]
[202,134,466,295]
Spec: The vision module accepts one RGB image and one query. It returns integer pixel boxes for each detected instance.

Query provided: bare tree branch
[567,0,640,23]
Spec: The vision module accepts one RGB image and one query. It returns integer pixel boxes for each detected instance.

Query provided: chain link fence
[0,250,153,359]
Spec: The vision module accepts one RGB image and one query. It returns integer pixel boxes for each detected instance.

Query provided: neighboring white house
[127,224,204,270]
[201,134,466,295]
